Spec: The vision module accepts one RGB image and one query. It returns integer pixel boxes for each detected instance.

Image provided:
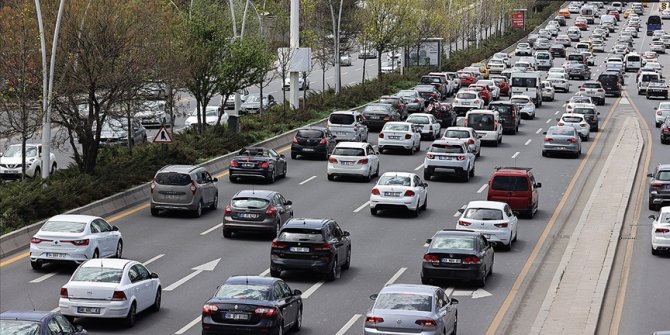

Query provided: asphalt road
[2,5,668,335]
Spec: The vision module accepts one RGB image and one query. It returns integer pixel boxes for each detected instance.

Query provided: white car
[442,126,481,157]
[327,142,380,181]
[184,106,228,128]
[340,53,352,66]
[493,52,511,67]
[651,41,666,54]
[456,201,518,250]
[541,80,556,101]
[0,143,56,180]
[282,74,310,90]
[369,172,428,217]
[487,59,506,74]
[452,90,484,114]
[59,258,161,327]
[29,214,123,270]
[558,113,590,141]
[423,139,476,182]
[377,122,421,154]
[380,61,397,74]
[654,102,670,127]
[514,43,532,56]
[510,95,536,119]
[556,35,572,47]
[548,67,568,77]
[650,207,670,255]
[547,77,570,93]
[661,9,670,20]
[566,95,593,113]
[406,113,442,140]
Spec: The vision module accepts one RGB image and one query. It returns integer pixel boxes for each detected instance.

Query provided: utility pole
[289,0,299,109]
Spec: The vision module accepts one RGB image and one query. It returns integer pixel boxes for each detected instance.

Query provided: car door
[279,281,299,325]
[47,317,64,335]
[430,115,441,136]
[413,175,427,204]
[134,264,155,311]
[127,265,147,310]
[366,145,379,172]
[91,219,113,256]
[437,289,457,332]
[504,205,518,239]
[356,114,369,140]
[478,235,493,266]
[273,282,294,328]
[204,171,217,204]
[270,149,284,173]
[274,194,291,224]
[326,130,337,153]
[326,222,346,265]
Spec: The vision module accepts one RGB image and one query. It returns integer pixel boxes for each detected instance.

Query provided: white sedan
[650,207,670,255]
[406,113,442,140]
[370,172,428,217]
[184,106,228,128]
[377,122,421,154]
[327,142,380,181]
[29,215,123,270]
[59,259,161,327]
[456,201,518,250]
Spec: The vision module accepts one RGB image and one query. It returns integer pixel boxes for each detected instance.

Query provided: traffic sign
[152,126,174,144]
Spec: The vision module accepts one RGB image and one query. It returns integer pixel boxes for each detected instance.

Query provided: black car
[361,103,401,131]
[660,117,670,144]
[597,72,623,97]
[0,311,87,335]
[201,276,302,335]
[415,84,442,102]
[290,127,337,160]
[430,102,457,128]
[647,80,669,100]
[271,218,351,281]
[568,64,592,80]
[489,101,520,135]
[223,190,293,238]
[549,44,566,58]
[421,229,494,286]
[229,147,287,184]
[377,95,409,119]
[419,76,448,100]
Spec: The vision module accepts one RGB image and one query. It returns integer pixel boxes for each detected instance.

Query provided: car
[456,201,518,250]
[340,52,352,66]
[457,71,478,86]
[648,208,670,255]
[509,95,536,119]
[477,79,501,100]
[566,95,594,113]
[490,75,511,97]
[591,39,606,53]
[415,84,443,103]
[184,106,229,128]
[270,218,351,280]
[556,34,572,47]
[358,46,377,59]
[554,15,566,26]
[223,89,249,110]
[541,80,556,101]
[568,63,592,80]
[99,117,147,146]
[655,102,670,127]
[0,143,56,180]
[487,58,506,74]
[423,139,475,181]
[542,126,582,158]
[380,61,397,74]
[612,44,630,56]
[361,103,401,131]
[577,81,606,105]
[150,165,219,216]
[430,102,458,128]
[487,166,541,218]
[513,61,533,72]
[406,113,442,140]
[0,311,88,335]
[327,110,369,142]
[468,84,492,104]
[59,259,161,327]
[662,9,670,20]
[452,90,484,115]
[442,126,481,157]
[647,80,669,100]
[422,229,495,285]
[240,94,276,114]
[492,52,511,67]
[201,276,302,335]
[533,38,551,50]
[490,101,520,135]
[638,71,662,95]
[135,100,170,128]
[370,172,428,217]
[597,72,623,97]
[558,113,590,141]
[29,215,123,270]
[420,76,449,100]
[624,26,638,38]
[568,27,582,41]
[364,284,458,335]
[223,190,293,238]
[377,122,421,154]
[514,42,532,56]
[377,95,409,119]
[397,90,425,114]
[327,141,380,181]
[465,110,502,146]
[547,77,570,93]
[571,103,599,132]
[549,44,567,58]
[660,117,670,144]
[648,164,670,210]
[568,4,581,14]
[229,147,288,183]
[282,73,309,90]
[290,126,337,160]
[575,19,588,31]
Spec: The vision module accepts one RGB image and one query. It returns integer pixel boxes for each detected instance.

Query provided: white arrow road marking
[443,286,492,299]
[512,151,520,159]
[453,211,461,217]
[143,254,165,266]
[472,288,493,299]
[175,315,201,335]
[524,139,532,146]
[165,258,221,291]
[414,163,425,171]
[451,289,474,297]
[477,184,488,193]
[336,314,362,335]
[200,223,222,235]
[354,201,370,213]
[31,273,57,283]
[536,128,543,134]
[299,175,317,185]
[301,281,325,299]
[386,267,407,286]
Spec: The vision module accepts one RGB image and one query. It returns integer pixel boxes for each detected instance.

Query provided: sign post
[512,9,527,31]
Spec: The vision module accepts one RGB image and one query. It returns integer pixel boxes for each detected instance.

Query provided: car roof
[380,172,415,178]
[46,214,100,224]
[331,110,357,115]
[466,110,496,115]
[0,311,55,322]
[548,125,576,132]
[433,229,482,238]
[466,200,507,210]
[408,113,433,118]
[384,121,411,126]
[380,284,436,295]
[233,189,276,199]
[490,101,515,105]
[225,275,278,286]
[493,166,532,175]
[158,165,199,174]
[572,103,595,108]
[284,218,330,229]
[334,141,368,149]
[562,113,585,118]
[658,163,670,171]
[81,258,134,269]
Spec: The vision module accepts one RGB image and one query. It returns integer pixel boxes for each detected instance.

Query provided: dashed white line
[258,268,270,277]
[175,316,201,335]
[299,175,317,185]
[512,151,520,159]
[524,139,532,146]
[385,267,407,286]
[536,128,543,134]
[301,281,325,299]
[336,314,363,335]
[561,103,566,107]
[354,201,370,213]
[30,273,57,283]
[200,223,223,235]
[144,254,165,266]
[453,211,461,217]
[477,184,488,193]
[51,307,60,312]
[414,163,425,171]
[546,118,552,123]
[555,111,560,115]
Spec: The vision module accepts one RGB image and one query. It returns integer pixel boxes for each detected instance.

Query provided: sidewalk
[530,117,643,335]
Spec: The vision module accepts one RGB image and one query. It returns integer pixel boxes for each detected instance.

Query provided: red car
[490,76,510,97]
[608,10,620,21]
[574,21,588,31]
[468,84,491,104]
[458,72,477,86]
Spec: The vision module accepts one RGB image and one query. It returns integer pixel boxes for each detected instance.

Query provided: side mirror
[654,107,658,110]
[647,173,653,177]
[112,226,119,231]
[151,272,159,279]
[370,294,378,300]
[542,131,548,135]
[286,200,293,206]
[343,231,350,237]
[597,112,601,115]
[451,298,459,305]
[648,215,656,220]
[556,117,560,121]
[426,238,432,244]
[457,206,465,213]
[294,289,302,296]
[535,182,542,188]
[213,177,218,182]
[422,182,428,187]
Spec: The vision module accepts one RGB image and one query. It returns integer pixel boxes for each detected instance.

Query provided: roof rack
[494,166,532,171]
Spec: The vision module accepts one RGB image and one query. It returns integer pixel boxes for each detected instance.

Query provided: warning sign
[662,2,668,11]
[152,126,174,144]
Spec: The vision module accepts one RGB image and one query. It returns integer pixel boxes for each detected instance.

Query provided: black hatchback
[597,72,622,97]
[489,101,520,135]
[290,127,336,160]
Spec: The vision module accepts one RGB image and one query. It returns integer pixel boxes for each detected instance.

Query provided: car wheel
[209,194,218,210]
[421,276,432,285]
[649,199,660,211]
[123,302,137,328]
[652,245,659,255]
[115,240,123,258]
[33,167,41,178]
[424,169,432,180]
[223,229,232,238]
[30,260,43,270]
[542,151,547,157]
[366,168,372,182]
[194,201,203,217]
[92,249,99,259]
[150,208,160,217]
[375,164,380,177]
[281,164,287,178]
[274,322,284,335]
[291,152,297,159]
[229,175,237,183]
[150,287,162,312]
[270,268,281,278]
[267,169,276,184]
[410,206,420,217]
[326,258,340,281]
[51,163,57,174]
[342,248,351,270]
[293,308,302,331]
[469,165,475,177]
[421,195,427,210]
[451,314,458,335]
[274,220,281,238]
[370,207,378,216]
[478,267,487,287]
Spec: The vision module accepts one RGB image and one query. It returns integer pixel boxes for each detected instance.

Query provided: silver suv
[327,110,369,142]
[150,165,219,217]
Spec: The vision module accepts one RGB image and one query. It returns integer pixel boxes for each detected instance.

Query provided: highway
[1,3,669,335]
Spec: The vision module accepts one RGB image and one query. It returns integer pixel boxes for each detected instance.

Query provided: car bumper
[543,143,580,154]
[30,245,93,262]
[202,316,278,335]
[229,167,271,179]
[364,328,441,335]
[647,90,668,97]
[421,263,483,281]
[649,191,670,204]
[425,160,469,173]
[151,199,198,211]
[271,257,331,273]
[370,195,419,211]
[223,217,275,233]
[59,298,131,318]
[378,138,414,150]
[291,144,328,156]
[328,164,370,177]
[652,233,670,251]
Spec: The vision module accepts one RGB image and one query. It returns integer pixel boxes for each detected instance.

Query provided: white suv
[456,201,518,250]
[378,122,421,154]
[0,144,56,180]
[327,142,380,181]
[423,139,476,182]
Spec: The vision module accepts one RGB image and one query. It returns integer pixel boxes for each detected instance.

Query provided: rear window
[364,105,390,113]
[155,172,192,186]
[231,198,270,209]
[443,130,470,138]
[430,236,475,250]
[378,175,411,186]
[383,123,409,131]
[641,74,659,82]
[567,55,584,61]
[598,75,618,83]
[583,83,601,88]
[536,54,550,59]
[429,144,463,153]
[563,116,583,123]
[72,267,123,283]
[329,114,355,125]
[491,104,512,115]
[573,108,595,115]
[278,228,324,242]
[407,116,429,124]
[548,128,575,136]
[296,129,324,138]
[332,147,365,156]
[41,220,86,233]
[463,208,503,220]
[467,114,495,131]
[626,56,640,62]
[374,293,432,312]
[510,98,529,104]
[215,284,269,300]
[239,148,269,157]
[491,175,530,192]
[379,98,399,104]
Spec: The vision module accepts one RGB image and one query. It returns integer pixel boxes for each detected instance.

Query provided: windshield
[101,119,125,132]
[563,116,584,123]
[329,114,355,125]
[245,95,262,103]
[511,77,537,87]
[41,220,86,233]
[2,146,38,158]
[215,284,270,300]
[429,143,464,153]
[0,320,40,335]
[463,208,503,220]
[72,267,123,283]
[278,228,324,242]
[374,293,432,312]
[231,198,269,209]
[378,175,411,186]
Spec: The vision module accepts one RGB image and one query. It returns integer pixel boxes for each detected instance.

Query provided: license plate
[46,253,67,258]
[290,247,309,252]
[164,194,178,199]
[242,163,254,168]
[224,312,250,320]
[442,258,461,264]
[239,213,258,219]
[665,185,670,189]
[462,102,470,105]
[388,136,401,140]
[77,307,100,314]
[384,192,401,197]
[368,115,380,119]
[2,170,18,174]
[302,148,314,152]
[337,132,347,135]
[342,161,355,165]
[439,156,452,160]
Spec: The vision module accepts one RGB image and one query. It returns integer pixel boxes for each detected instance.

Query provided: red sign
[512,10,525,30]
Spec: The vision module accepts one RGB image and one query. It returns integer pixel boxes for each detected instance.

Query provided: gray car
[222,190,293,238]
[397,90,425,113]
[150,165,219,217]
[364,284,458,335]
[99,118,147,146]
[542,126,582,158]
[648,163,670,210]
[239,94,276,114]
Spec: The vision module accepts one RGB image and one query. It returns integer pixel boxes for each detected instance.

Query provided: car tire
[274,220,281,238]
[291,152,297,159]
[292,308,302,331]
[366,169,372,182]
[342,248,351,270]
[469,165,475,177]
[267,169,276,184]
[281,164,287,178]
[223,229,232,238]
[478,268,487,287]
[421,276,432,285]
[652,246,659,255]
[150,287,162,312]
[150,208,160,217]
[270,268,281,278]
[115,240,123,258]
[326,258,340,281]
[649,199,660,211]
[30,260,42,270]
[375,164,380,177]
[92,249,99,259]
[229,175,237,183]
[209,194,218,210]
[370,207,378,216]
[33,167,41,179]
[194,201,203,218]
[123,302,137,328]
[410,205,420,217]
[421,195,427,210]
[327,174,334,181]
[51,163,57,174]
[424,169,432,180]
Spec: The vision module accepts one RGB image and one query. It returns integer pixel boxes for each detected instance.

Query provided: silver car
[150,165,219,217]
[327,110,369,142]
[542,126,582,158]
[364,284,458,335]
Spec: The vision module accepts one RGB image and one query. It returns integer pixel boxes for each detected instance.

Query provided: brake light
[328,156,338,163]
[60,287,68,298]
[580,88,585,91]
[230,161,239,167]
[379,133,384,138]
[224,204,232,215]
[292,136,298,144]
[558,122,565,126]
[366,316,384,324]
[30,237,50,244]
[313,243,332,251]
[651,182,664,189]
[371,188,380,195]
[203,304,219,314]
[415,319,438,328]
[254,307,278,317]
[494,223,509,228]
[655,228,670,233]
[271,240,287,249]
[383,116,391,121]
[458,220,471,226]
[423,254,439,263]
[320,137,327,145]
[357,158,369,164]
[68,239,90,246]
[259,162,270,168]
[190,181,197,195]
[404,190,415,197]
[405,134,412,139]
[467,138,475,145]
[150,180,156,193]
[567,138,577,143]
[112,291,127,301]
[597,89,604,92]
[457,156,465,161]
[663,127,670,133]
[658,111,663,116]
[544,137,553,142]
[265,206,277,218]
[463,256,481,264]
[426,153,434,159]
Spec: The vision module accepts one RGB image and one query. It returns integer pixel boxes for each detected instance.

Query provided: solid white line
[299,175,317,185]
[536,128,543,134]
[546,118,552,123]
[414,163,425,171]
[354,201,370,213]
[165,270,202,291]
[477,184,488,193]
[524,139,532,146]
[30,273,56,283]
[512,151,520,159]
[51,307,60,312]
[258,268,270,277]
[144,254,165,266]
[174,315,201,335]
[336,314,363,335]
[301,281,325,299]
[385,267,407,286]
[200,223,223,235]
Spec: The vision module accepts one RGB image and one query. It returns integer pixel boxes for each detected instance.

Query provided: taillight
[423,254,439,263]
[68,239,89,246]
[30,237,50,244]
[544,137,553,142]
[265,206,277,218]
[426,153,435,159]
[313,243,332,251]
[655,228,670,233]
[112,291,127,301]
[580,88,586,91]
[328,156,338,163]
[379,133,384,138]
[658,111,663,115]
[254,307,278,317]
[319,137,327,145]
[650,182,664,189]
[567,105,573,110]
[405,134,412,139]
[467,138,475,145]
[567,138,577,143]
[383,116,391,121]
[663,127,670,133]
[494,223,509,228]
[463,256,481,264]
[404,190,415,197]
[357,158,369,164]
[366,316,384,324]
[60,287,68,298]
[260,162,270,168]
[203,304,219,314]
[415,319,438,328]
[371,188,380,195]
[558,122,565,126]
[190,181,197,195]
[457,156,465,161]
[224,204,232,215]
[150,180,156,193]
[458,220,471,226]
[230,161,239,167]
[271,240,287,249]
[597,89,604,92]
[292,136,298,144]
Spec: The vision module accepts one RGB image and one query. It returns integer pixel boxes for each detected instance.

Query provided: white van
[600,14,616,27]
[624,53,642,72]
[580,5,595,23]
[464,110,503,146]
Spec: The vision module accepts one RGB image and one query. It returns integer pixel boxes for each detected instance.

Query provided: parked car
[229,147,287,184]
[0,310,88,335]
[648,208,670,255]
[223,190,293,238]
[421,229,493,286]
[290,127,337,160]
[135,100,169,128]
[542,126,582,158]
[184,106,228,128]
[487,167,541,218]
[327,110,369,142]
[377,122,421,154]
[370,172,428,217]
[456,201,518,250]
[0,143,56,180]
[150,165,219,217]
[648,164,670,210]
[327,141,380,181]
[423,139,476,181]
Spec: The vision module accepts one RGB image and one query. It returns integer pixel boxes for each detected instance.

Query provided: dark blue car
[0,311,87,335]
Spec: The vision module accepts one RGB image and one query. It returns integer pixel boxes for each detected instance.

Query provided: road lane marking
[354,201,370,213]
[200,223,223,235]
[175,315,201,335]
[512,152,520,159]
[546,118,552,123]
[385,267,407,286]
[299,175,317,185]
[444,287,455,297]
[0,252,30,267]
[524,139,532,145]
[336,314,362,335]
[165,258,221,292]
[453,211,461,217]
[143,254,165,266]
[555,111,560,115]
[51,307,60,312]
[30,272,57,283]
[536,128,543,134]
[414,163,425,171]
[477,184,488,193]
[301,281,325,299]
[258,268,270,277]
